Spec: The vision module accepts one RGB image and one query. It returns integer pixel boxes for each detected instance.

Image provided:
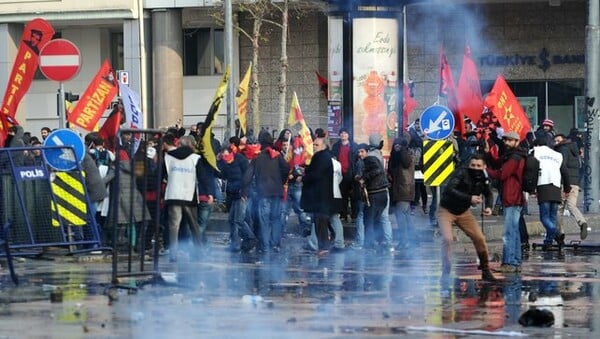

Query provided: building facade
[0,0,589,142]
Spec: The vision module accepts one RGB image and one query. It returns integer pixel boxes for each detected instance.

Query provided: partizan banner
[68,60,119,131]
[0,18,54,147]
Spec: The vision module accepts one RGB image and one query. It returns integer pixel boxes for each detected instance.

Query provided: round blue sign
[419,105,455,140]
[43,129,85,171]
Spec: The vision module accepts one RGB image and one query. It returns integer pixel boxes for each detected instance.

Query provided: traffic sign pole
[58,83,66,129]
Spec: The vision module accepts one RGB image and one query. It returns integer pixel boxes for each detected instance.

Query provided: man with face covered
[438,153,497,281]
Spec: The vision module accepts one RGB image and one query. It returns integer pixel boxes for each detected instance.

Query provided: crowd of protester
[1,115,588,277]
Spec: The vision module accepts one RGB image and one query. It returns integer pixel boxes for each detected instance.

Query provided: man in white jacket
[533,138,571,250]
[164,135,213,262]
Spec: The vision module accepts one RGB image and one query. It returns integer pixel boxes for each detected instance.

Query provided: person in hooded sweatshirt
[553,133,587,240]
[163,135,213,262]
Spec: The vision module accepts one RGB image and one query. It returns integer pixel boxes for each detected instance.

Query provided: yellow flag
[201,65,231,172]
[236,62,252,136]
[288,92,313,163]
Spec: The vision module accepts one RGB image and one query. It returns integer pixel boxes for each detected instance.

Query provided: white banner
[120,84,143,154]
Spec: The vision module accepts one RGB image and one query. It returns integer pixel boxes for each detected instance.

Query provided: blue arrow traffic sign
[43,129,85,171]
[419,105,455,140]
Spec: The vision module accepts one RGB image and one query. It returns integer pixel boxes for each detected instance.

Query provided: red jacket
[487,148,526,207]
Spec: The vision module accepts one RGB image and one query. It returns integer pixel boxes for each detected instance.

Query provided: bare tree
[214,0,327,134]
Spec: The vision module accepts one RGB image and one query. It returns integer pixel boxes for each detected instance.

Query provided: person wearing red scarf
[241,132,289,253]
[218,147,257,252]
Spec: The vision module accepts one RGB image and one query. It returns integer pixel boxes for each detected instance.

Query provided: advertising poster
[328,18,344,103]
[352,18,398,156]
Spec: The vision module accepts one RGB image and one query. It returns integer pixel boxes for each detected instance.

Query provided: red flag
[98,104,124,151]
[439,46,458,112]
[484,74,531,141]
[438,46,464,137]
[0,18,54,147]
[288,92,314,163]
[68,60,119,131]
[456,45,484,123]
[315,71,328,99]
[402,83,417,131]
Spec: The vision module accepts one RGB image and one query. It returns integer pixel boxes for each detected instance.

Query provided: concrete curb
[454,213,598,243]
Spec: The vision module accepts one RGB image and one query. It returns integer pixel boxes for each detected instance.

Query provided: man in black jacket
[242,132,289,253]
[554,134,587,240]
[356,143,390,251]
[301,136,341,255]
[438,153,497,281]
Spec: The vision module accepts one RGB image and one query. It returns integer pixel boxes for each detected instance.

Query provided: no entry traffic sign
[39,39,81,82]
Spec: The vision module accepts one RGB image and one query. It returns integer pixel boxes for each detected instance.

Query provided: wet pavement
[1,217,599,338]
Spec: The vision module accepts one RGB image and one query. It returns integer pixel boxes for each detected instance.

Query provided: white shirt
[534,145,563,188]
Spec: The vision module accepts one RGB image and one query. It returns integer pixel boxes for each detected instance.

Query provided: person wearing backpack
[553,134,588,240]
[532,138,571,250]
[485,131,527,274]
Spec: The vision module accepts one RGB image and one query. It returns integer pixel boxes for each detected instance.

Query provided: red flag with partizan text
[68,60,119,131]
[456,44,484,123]
[484,74,531,141]
[0,18,54,147]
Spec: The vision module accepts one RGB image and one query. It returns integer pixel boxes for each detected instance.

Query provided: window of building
[183,28,224,76]
[110,32,124,72]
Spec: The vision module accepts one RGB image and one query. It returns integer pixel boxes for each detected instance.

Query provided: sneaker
[272,246,281,253]
[349,243,363,250]
[317,249,329,257]
[481,269,498,282]
[579,222,588,240]
[554,233,565,247]
[494,264,518,273]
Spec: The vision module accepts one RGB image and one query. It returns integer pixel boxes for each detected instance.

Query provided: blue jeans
[307,213,345,250]
[354,200,365,246]
[197,201,212,245]
[539,201,559,244]
[258,197,282,251]
[329,213,344,249]
[286,184,310,228]
[364,190,389,247]
[502,206,522,266]
[377,193,393,245]
[228,197,255,248]
[393,201,413,247]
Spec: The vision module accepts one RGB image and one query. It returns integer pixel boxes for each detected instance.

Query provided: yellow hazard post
[423,140,455,187]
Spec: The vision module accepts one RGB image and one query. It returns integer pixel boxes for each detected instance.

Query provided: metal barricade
[109,129,164,288]
[0,145,103,255]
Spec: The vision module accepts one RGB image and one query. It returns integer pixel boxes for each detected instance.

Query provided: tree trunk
[277,0,289,132]
[251,18,263,136]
